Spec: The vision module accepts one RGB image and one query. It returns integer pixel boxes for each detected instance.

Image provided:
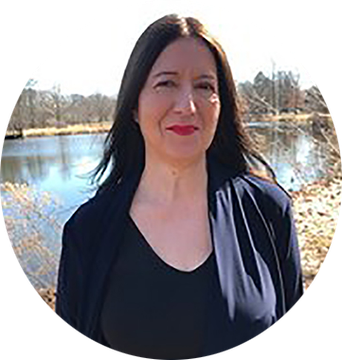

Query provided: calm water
[1,133,105,224]
[0,123,337,288]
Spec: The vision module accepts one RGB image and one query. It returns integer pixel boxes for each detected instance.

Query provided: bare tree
[238,76,277,116]
[39,84,75,126]
[238,70,305,118]
[87,93,115,122]
[8,79,38,131]
[304,86,329,113]
[276,71,303,110]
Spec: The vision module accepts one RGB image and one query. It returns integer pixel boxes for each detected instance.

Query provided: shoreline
[5,114,332,139]
[249,113,331,122]
[6,121,112,139]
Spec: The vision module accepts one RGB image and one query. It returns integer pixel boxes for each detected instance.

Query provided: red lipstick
[166,125,198,136]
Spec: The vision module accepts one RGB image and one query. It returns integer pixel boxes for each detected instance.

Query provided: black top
[101,215,278,358]
[101,216,216,359]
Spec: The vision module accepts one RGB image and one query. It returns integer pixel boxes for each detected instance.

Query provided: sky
[27,0,315,96]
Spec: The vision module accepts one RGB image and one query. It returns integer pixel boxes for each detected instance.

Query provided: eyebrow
[152,71,217,80]
[152,71,178,78]
[196,74,217,81]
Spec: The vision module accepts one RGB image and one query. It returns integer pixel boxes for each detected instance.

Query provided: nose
[173,86,196,116]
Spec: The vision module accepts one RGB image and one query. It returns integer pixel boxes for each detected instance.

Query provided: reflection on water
[251,121,337,190]
[1,133,105,223]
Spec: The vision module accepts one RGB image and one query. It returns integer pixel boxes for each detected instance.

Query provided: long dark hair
[91,14,275,191]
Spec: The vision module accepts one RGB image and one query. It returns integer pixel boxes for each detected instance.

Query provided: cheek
[138,93,170,126]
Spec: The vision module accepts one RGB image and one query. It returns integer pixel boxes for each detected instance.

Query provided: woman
[56,14,303,359]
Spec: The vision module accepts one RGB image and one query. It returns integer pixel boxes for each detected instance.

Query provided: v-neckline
[127,215,214,274]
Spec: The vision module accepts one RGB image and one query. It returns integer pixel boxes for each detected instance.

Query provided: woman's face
[137,37,221,165]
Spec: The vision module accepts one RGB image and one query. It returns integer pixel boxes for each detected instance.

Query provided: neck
[135,153,208,206]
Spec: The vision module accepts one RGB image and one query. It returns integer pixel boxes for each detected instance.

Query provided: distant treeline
[238,70,328,117]
[8,80,116,132]
[8,71,328,132]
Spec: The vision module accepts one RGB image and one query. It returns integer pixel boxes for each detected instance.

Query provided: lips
[166,125,198,136]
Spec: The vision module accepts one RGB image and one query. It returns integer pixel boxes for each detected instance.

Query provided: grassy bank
[249,113,332,123]
[7,121,112,138]
[291,176,341,288]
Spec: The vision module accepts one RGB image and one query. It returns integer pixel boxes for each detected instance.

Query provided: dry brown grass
[291,176,342,288]
[1,183,61,290]
[251,113,332,123]
[22,121,112,137]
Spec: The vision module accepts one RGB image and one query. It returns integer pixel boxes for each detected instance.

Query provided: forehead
[149,37,217,76]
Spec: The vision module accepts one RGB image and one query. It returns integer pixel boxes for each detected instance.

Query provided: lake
[1,133,105,223]
[0,122,337,288]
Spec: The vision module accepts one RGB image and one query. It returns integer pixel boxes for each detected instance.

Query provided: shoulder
[229,175,296,260]
[208,156,291,216]
[63,186,119,244]
[234,174,291,214]
[209,157,290,208]
[214,173,291,223]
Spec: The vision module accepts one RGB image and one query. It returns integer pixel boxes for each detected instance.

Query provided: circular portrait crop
[1,4,341,360]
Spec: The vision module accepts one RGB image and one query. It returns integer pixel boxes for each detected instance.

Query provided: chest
[129,201,212,271]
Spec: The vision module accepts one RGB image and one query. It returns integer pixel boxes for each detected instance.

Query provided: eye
[195,82,216,92]
[154,80,177,89]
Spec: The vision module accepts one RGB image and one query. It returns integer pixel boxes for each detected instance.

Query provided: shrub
[1,183,62,290]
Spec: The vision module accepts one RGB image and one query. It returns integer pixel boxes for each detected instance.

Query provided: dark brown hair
[92,14,274,191]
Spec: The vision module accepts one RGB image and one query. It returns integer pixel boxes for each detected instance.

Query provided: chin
[165,147,206,165]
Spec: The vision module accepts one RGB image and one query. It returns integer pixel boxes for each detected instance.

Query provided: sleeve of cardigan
[274,197,304,312]
[55,220,82,329]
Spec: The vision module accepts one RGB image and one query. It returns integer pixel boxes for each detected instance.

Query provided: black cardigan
[56,158,303,353]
